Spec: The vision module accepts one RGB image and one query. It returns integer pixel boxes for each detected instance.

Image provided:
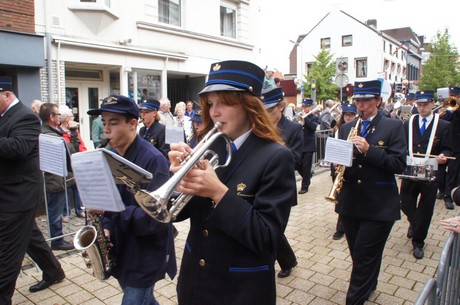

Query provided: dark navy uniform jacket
[278,115,303,170]
[139,120,170,159]
[103,135,176,288]
[301,114,320,152]
[335,112,407,221]
[175,133,296,305]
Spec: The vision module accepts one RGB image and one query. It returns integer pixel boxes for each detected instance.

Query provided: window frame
[220,4,236,38]
[355,58,368,78]
[320,37,331,49]
[158,0,181,27]
[342,35,352,47]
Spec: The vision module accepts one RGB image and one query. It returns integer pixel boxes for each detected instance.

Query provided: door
[65,83,102,149]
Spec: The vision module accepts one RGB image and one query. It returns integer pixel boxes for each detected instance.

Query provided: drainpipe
[162,57,168,98]
[44,0,53,103]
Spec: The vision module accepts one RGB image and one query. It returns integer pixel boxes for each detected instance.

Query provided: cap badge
[105,96,118,104]
[420,91,425,94]
[378,140,384,146]
[212,63,221,71]
[358,83,364,88]
[237,183,246,192]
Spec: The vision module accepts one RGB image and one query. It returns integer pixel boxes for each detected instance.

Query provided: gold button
[358,165,363,169]
[357,180,362,184]
[203,230,209,237]
[199,259,206,267]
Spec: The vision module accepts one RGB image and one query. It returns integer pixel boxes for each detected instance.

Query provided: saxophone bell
[73,214,114,281]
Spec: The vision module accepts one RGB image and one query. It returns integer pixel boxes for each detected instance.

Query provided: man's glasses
[52,112,61,116]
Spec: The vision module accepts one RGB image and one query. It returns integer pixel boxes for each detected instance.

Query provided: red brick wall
[0,0,35,33]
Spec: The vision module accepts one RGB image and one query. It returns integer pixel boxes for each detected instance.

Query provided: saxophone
[325,116,362,204]
[73,213,114,280]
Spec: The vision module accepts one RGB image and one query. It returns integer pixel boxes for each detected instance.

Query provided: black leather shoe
[436,192,445,199]
[298,188,308,194]
[278,261,298,278]
[445,198,454,210]
[51,241,75,251]
[413,247,424,259]
[407,226,413,239]
[29,272,65,292]
[332,231,344,240]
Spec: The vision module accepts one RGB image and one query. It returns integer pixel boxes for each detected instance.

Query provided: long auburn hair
[197,91,283,145]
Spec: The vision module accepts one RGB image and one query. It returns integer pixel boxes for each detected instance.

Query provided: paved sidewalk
[13,168,458,305]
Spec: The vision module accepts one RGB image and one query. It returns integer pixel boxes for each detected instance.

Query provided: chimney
[366,19,377,29]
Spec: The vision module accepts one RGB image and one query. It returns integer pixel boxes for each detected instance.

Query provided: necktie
[420,118,427,136]
[360,120,370,137]
[231,143,237,153]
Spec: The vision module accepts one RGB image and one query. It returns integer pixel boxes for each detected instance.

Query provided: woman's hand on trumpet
[168,142,229,206]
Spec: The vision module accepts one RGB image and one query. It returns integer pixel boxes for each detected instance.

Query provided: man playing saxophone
[86,95,176,305]
[335,80,406,305]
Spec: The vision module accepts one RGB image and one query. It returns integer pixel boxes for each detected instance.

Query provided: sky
[254,0,459,74]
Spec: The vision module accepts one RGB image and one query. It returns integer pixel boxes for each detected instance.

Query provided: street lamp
[289,39,304,99]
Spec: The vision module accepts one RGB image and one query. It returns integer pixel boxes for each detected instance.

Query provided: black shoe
[332,231,344,240]
[436,192,445,199]
[445,198,454,210]
[407,226,413,239]
[413,247,424,259]
[29,272,65,292]
[51,241,75,251]
[298,188,308,194]
[278,261,298,278]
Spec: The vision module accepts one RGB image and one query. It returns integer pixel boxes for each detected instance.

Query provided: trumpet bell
[134,189,171,223]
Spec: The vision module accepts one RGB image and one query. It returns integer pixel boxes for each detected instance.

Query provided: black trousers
[299,152,314,190]
[276,234,297,270]
[27,221,63,281]
[400,179,437,248]
[0,207,36,305]
[341,215,394,305]
[446,152,460,199]
[436,163,447,194]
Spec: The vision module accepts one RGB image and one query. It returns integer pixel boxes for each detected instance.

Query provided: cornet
[293,105,323,125]
[133,122,233,223]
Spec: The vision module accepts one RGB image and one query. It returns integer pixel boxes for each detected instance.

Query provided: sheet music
[324,137,354,167]
[71,150,125,212]
[39,134,68,177]
[100,148,152,184]
[165,125,185,144]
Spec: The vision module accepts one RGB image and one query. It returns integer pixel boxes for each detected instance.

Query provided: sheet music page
[324,137,354,167]
[165,125,185,144]
[71,150,125,212]
[99,148,152,184]
[39,134,68,177]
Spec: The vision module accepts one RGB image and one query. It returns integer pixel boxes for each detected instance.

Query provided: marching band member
[400,90,453,259]
[441,87,460,209]
[87,96,176,305]
[261,86,302,278]
[169,60,296,305]
[335,80,406,305]
[188,109,204,149]
[139,99,170,159]
[298,98,321,194]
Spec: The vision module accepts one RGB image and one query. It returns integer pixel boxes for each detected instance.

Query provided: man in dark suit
[298,98,321,194]
[0,76,42,305]
[261,86,303,278]
[335,80,407,305]
[400,90,453,259]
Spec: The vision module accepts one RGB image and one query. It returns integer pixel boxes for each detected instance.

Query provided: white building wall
[299,11,406,85]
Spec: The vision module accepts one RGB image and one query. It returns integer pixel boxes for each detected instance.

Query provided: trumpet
[133,122,233,223]
[293,105,323,125]
[445,96,459,112]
